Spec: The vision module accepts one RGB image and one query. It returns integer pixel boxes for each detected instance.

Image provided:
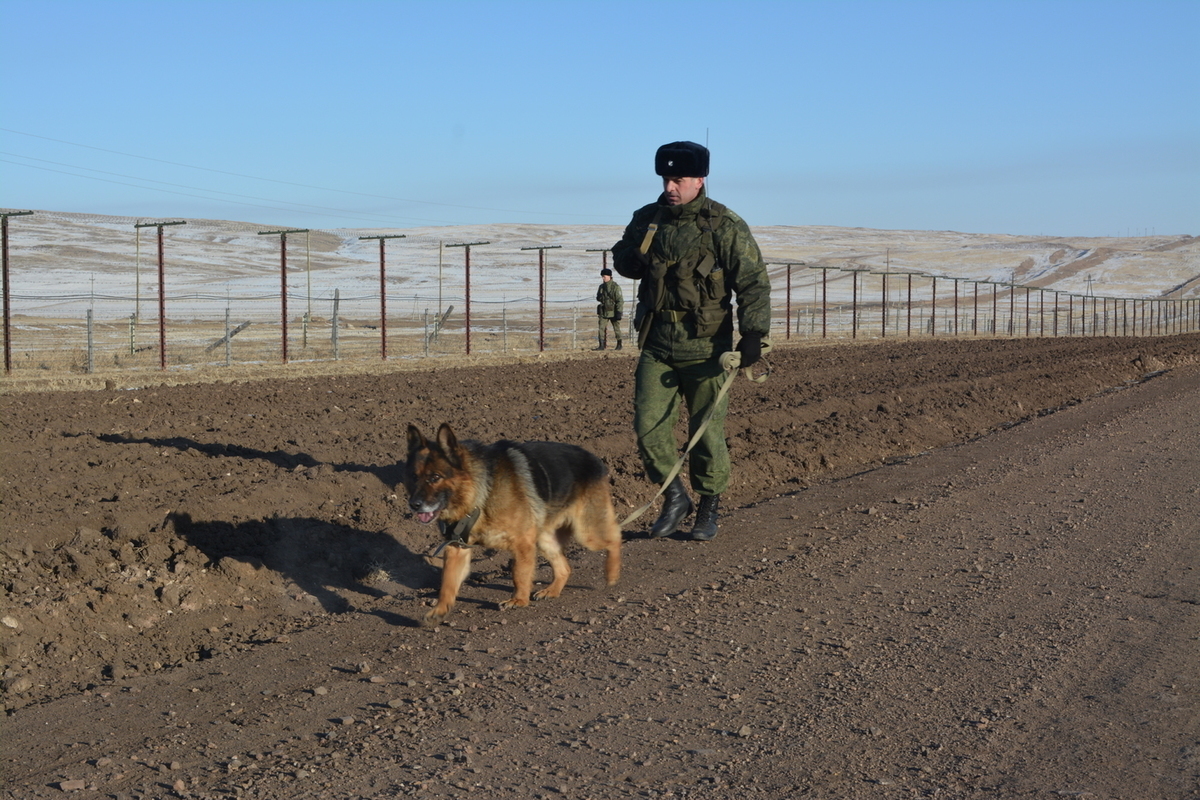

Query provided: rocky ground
[2,334,1198,799]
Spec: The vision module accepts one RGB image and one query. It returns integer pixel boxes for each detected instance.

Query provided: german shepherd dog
[405,423,622,626]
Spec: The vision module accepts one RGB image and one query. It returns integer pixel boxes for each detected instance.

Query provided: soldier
[594,268,624,350]
[612,141,771,541]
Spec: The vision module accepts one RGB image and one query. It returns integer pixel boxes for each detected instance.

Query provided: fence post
[360,234,406,360]
[821,267,829,338]
[906,273,913,337]
[2,211,34,375]
[224,306,232,366]
[258,228,307,364]
[86,309,94,374]
[134,220,185,370]
[784,264,792,340]
[1008,280,1016,336]
[879,270,888,338]
[1024,287,1031,337]
[930,276,937,337]
[951,278,960,337]
[332,288,341,359]
[446,241,490,355]
[972,281,979,335]
[850,268,859,339]
[527,245,562,352]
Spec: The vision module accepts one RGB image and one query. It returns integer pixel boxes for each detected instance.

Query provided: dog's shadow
[98,432,435,620]
[167,511,436,618]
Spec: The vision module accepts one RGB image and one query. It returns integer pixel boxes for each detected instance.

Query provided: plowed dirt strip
[3,355,1197,799]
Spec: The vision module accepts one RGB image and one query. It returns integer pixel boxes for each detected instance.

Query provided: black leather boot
[615,339,623,350]
[650,476,693,538]
[690,494,720,541]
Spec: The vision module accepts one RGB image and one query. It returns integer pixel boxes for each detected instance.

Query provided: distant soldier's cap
[655,141,709,178]
[600,268,613,276]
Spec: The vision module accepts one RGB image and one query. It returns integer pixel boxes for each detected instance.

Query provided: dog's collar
[438,506,482,549]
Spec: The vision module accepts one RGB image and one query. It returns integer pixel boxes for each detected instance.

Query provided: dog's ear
[436,423,461,468]
[406,424,427,456]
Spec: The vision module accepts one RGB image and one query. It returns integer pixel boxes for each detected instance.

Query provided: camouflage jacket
[596,279,623,318]
[611,189,771,363]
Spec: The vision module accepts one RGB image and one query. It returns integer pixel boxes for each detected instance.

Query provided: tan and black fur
[405,423,621,625]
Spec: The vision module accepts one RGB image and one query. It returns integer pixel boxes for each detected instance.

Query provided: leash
[619,341,772,528]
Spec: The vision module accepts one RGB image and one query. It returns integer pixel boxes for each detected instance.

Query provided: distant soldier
[595,268,624,350]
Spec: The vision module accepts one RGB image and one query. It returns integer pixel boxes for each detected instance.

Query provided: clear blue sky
[2,0,1196,236]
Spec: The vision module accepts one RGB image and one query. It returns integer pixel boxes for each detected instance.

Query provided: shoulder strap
[639,207,665,255]
[699,198,726,232]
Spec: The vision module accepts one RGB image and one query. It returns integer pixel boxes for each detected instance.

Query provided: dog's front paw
[498,597,530,611]
[422,605,450,627]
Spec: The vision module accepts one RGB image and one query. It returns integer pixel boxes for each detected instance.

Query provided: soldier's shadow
[96,432,406,486]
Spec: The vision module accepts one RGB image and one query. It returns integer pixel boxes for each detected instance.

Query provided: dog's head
[404,423,465,524]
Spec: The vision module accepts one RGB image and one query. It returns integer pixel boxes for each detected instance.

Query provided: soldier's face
[662,176,704,206]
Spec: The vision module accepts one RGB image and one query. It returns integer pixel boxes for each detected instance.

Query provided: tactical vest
[597,281,621,317]
[638,199,731,339]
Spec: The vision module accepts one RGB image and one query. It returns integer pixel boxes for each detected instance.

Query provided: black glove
[736,332,762,368]
[621,246,650,274]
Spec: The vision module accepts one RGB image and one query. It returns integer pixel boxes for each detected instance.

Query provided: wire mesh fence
[3,213,1197,379]
[775,267,1197,342]
[5,291,609,375]
[9,280,1196,378]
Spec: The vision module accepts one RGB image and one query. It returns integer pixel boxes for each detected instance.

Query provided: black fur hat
[600,268,613,276]
[655,141,709,177]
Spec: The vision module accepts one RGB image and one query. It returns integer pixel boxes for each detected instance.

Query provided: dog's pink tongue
[417,511,437,524]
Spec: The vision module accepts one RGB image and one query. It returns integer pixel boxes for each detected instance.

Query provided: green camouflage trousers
[597,316,622,344]
[633,350,730,495]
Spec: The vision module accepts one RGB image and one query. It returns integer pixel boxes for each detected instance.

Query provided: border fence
[2,212,1197,379]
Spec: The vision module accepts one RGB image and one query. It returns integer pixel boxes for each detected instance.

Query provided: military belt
[657,309,689,323]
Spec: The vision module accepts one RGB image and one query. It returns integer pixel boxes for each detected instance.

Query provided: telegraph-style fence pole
[359,234,406,360]
[972,280,981,335]
[135,220,186,370]
[951,278,961,337]
[2,210,34,375]
[849,267,861,339]
[785,264,792,339]
[906,271,915,337]
[526,245,562,351]
[1008,276,1017,336]
[879,268,889,338]
[257,229,307,363]
[445,241,489,355]
[930,276,938,336]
